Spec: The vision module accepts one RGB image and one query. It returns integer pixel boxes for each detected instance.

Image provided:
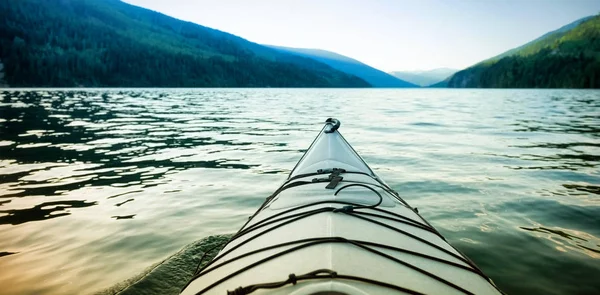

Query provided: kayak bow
[181,118,503,295]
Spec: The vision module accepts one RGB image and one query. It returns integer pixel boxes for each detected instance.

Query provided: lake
[0,89,598,295]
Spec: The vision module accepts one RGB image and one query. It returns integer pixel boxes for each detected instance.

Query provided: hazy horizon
[123,0,599,72]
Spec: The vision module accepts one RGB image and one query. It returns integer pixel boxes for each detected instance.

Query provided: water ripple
[0,89,598,295]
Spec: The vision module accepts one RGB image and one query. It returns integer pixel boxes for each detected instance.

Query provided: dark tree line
[447,15,600,88]
[0,0,369,87]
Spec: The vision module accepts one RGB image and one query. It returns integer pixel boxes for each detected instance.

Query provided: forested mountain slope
[446,15,600,88]
[0,0,369,87]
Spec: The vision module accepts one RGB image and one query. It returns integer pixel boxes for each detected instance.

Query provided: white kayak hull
[181,119,503,295]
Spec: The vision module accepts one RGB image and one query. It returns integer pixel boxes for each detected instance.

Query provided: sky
[123,0,600,72]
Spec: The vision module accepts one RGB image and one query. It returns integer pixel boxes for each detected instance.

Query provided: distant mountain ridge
[0,0,369,87]
[266,46,417,88]
[445,15,600,88]
[483,15,595,63]
[389,68,457,87]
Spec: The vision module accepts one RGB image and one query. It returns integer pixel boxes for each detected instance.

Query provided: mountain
[0,0,369,87]
[446,15,600,88]
[389,68,457,87]
[483,15,594,63]
[266,46,417,88]
[429,78,450,88]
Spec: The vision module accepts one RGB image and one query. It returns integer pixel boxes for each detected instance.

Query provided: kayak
[181,118,503,295]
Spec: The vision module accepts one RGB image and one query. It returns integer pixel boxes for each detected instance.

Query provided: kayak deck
[181,119,502,295]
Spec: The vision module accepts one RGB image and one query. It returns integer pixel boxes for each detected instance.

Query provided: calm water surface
[0,89,598,295]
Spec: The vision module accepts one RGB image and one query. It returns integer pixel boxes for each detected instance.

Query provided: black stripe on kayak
[191,237,485,284]
[235,200,436,244]
[225,201,436,257]
[184,204,492,293]
[187,236,479,295]
[227,268,425,295]
[232,204,434,247]
[192,200,448,278]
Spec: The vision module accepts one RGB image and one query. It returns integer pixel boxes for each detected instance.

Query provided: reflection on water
[0,89,599,295]
[521,226,600,258]
[0,200,97,225]
[563,183,600,195]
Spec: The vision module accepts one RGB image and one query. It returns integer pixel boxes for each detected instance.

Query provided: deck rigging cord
[183,119,504,295]
[183,171,497,294]
[226,269,426,295]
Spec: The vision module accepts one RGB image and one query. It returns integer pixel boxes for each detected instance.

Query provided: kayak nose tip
[325,118,340,133]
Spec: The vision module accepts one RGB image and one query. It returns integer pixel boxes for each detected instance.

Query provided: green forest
[447,15,600,88]
[0,0,369,87]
